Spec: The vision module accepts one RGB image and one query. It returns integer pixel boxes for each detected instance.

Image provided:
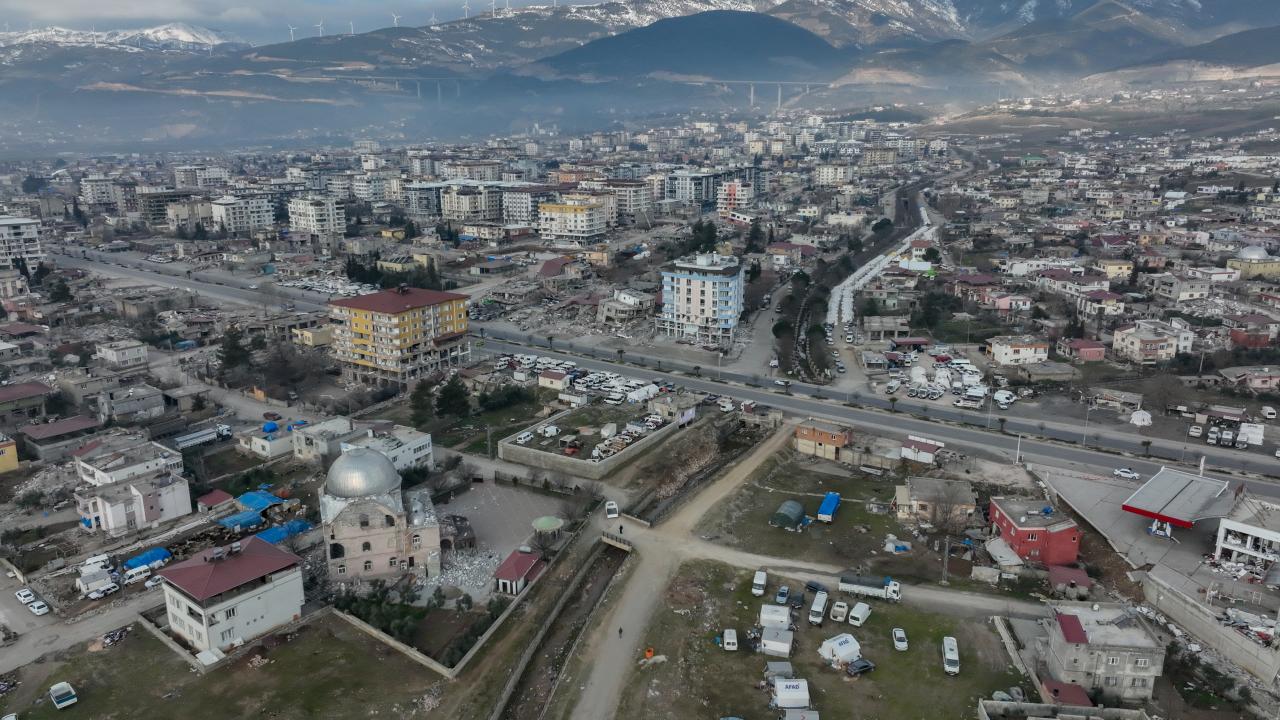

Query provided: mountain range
[2,1,1280,150]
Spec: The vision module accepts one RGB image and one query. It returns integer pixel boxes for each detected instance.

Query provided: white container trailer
[761,628,794,657]
[760,603,791,630]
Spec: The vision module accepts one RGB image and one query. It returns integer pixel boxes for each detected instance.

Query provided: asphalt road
[477,334,1280,494]
[52,248,328,312]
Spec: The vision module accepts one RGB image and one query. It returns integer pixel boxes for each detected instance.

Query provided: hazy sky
[0,0,495,42]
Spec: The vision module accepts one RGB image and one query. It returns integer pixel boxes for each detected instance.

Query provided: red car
[263,412,283,421]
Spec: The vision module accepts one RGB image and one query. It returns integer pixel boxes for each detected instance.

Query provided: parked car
[87,583,120,600]
[829,601,850,623]
[893,627,909,651]
[804,580,828,594]
[1113,468,1141,480]
[845,658,876,676]
[14,588,35,604]
[774,585,790,605]
[144,576,165,589]
[774,379,790,387]
[1188,425,1203,438]
[604,501,620,519]
[262,411,283,421]
[27,600,50,616]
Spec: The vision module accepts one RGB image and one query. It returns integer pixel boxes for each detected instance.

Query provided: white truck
[838,574,903,602]
[173,424,232,451]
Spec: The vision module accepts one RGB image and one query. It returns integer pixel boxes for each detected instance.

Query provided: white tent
[760,604,791,630]
[773,678,810,709]
[1130,410,1153,428]
[1239,422,1266,446]
[761,628,794,658]
[783,711,821,720]
[764,661,794,680]
[817,633,862,665]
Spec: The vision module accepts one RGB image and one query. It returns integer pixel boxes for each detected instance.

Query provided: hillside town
[1,101,1280,720]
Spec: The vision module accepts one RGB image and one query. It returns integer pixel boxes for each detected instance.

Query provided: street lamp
[1081,403,1093,445]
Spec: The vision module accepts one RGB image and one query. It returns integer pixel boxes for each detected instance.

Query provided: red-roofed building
[17,414,101,461]
[989,497,1080,566]
[1042,679,1093,707]
[0,381,52,425]
[1056,612,1088,644]
[328,286,470,388]
[538,369,569,391]
[494,549,545,595]
[538,256,583,288]
[196,489,235,511]
[1056,338,1106,363]
[1045,604,1164,703]
[158,537,303,652]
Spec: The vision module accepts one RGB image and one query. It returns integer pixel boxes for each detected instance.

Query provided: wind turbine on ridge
[392,12,402,27]
[349,21,355,35]
[490,0,497,17]
[462,1,470,19]
[315,19,325,36]
[287,24,297,42]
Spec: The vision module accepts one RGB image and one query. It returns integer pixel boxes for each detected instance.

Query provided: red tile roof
[902,439,941,453]
[19,414,99,440]
[159,537,300,602]
[1048,565,1094,590]
[1042,679,1093,707]
[196,489,235,508]
[494,550,544,582]
[1055,612,1089,644]
[538,257,574,278]
[328,288,467,315]
[0,381,51,404]
[0,322,45,337]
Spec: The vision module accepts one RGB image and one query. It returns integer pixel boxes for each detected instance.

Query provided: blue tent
[237,490,282,513]
[217,510,263,530]
[122,547,171,571]
[255,519,313,545]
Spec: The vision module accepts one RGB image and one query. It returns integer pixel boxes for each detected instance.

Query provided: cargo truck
[817,492,841,523]
[838,574,902,602]
[173,424,232,450]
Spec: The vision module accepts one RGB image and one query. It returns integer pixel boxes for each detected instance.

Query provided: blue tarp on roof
[254,520,313,545]
[217,510,263,530]
[237,490,282,513]
[122,547,171,571]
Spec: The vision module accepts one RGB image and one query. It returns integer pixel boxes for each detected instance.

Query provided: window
[1104,676,1118,687]
[361,541,372,553]
[221,628,234,642]
[337,564,346,575]
[359,514,370,528]
[385,515,395,527]
[225,608,237,619]
[1136,658,1149,668]
[329,543,345,560]
[1027,533,1039,542]
[363,560,373,572]
[412,534,422,550]
[1131,678,1148,688]
[1106,656,1119,666]
[389,557,398,568]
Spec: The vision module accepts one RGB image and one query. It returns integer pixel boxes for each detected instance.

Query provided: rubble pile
[425,546,502,594]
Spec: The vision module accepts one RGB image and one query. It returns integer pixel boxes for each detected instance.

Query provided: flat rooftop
[1121,467,1235,529]
[992,496,1077,532]
[1053,603,1158,649]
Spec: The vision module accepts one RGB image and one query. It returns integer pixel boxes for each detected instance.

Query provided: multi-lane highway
[478,334,1280,492]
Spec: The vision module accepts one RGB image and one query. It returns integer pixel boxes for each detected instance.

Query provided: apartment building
[211,194,273,234]
[1148,273,1211,303]
[814,164,853,186]
[501,185,558,226]
[989,497,1079,566]
[173,165,230,188]
[166,199,214,234]
[656,253,745,347]
[79,175,117,207]
[288,195,346,249]
[339,424,433,471]
[441,185,501,223]
[137,188,196,228]
[94,339,148,371]
[440,160,502,181]
[794,421,851,461]
[159,537,304,653]
[1043,604,1164,703]
[716,179,754,220]
[328,286,470,387]
[604,179,652,220]
[1112,319,1192,364]
[0,216,45,270]
[539,198,607,243]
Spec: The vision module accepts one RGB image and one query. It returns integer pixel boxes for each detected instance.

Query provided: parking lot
[0,574,58,636]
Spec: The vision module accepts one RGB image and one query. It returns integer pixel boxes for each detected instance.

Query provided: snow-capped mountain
[0,22,243,51]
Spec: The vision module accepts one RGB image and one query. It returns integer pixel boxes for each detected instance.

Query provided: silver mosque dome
[1238,245,1270,261]
[325,448,401,498]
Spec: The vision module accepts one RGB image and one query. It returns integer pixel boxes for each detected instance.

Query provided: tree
[218,325,252,371]
[71,198,88,228]
[47,277,71,303]
[888,397,898,413]
[862,298,880,317]
[772,320,793,338]
[20,174,47,194]
[435,376,471,417]
[746,218,765,253]
[403,220,418,239]
[997,417,1007,433]
[616,348,625,364]
[923,247,942,263]
[1141,440,1153,457]
[692,365,701,377]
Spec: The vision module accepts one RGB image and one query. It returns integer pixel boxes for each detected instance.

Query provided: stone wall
[497,413,681,480]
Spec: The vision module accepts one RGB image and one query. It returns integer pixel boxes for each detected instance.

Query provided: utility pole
[486,425,493,459]
[940,536,951,585]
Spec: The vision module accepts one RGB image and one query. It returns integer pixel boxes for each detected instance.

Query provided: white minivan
[123,566,152,585]
[847,602,872,627]
[751,570,768,597]
[808,591,829,626]
[1264,406,1277,420]
[942,636,961,675]
[723,628,738,651]
[514,431,534,445]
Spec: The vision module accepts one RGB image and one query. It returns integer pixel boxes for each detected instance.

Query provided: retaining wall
[497,413,681,480]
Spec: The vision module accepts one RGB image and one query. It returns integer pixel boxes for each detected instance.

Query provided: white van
[751,570,768,597]
[82,554,111,572]
[723,628,738,651]
[122,566,152,585]
[942,636,960,675]
[847,602,872,627]
[808,591,829,626]
[1264,406,1277,421]
[514,432,534,445]
[604,393,624,405]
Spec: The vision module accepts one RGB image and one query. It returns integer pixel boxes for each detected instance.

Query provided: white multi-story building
[173,165,230,188]
[95,339,148,370]
[340,424,433,472]
[74,431,184,487]
[440,160,502,181]
[159,537,304,653]
[716,180,754,219]
[211,194,273,234]
[288,195,346,248]
[815,164,854,186]
[657,253,745,347]
[538,198,607,243]
[352,173,392,203]
[501,185,558,226]
[0,216,44,270]
[402,183,442,221]
[79,175,117,207]
[441,185,501,223]
[166,200,214,234]
[605,179,652,220]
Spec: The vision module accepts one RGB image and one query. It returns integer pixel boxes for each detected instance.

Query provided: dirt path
[567,423,1050,718]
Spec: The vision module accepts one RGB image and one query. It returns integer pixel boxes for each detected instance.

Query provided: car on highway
[1113,468,1141,480]
[893,627,909,651]
[774,379,790,387]
[87,583,120,600]
[248,284,259,289]
[604,501,620,519]
[15,588,35,604]
[774,585,790,605]
[27,600,50,615]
